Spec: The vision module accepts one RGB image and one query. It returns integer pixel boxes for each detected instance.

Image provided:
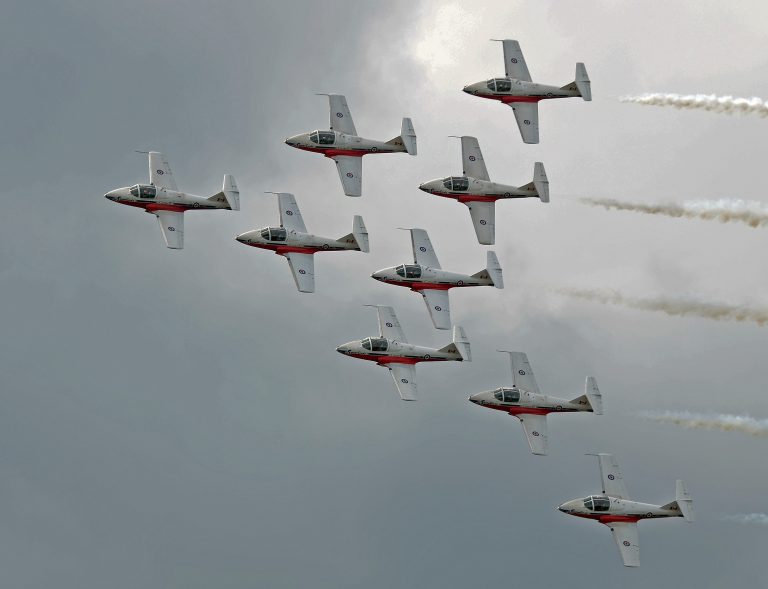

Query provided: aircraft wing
[420,289,451,330]
[386,363,417,401]
[595,453,630,500]
[466,201,495,245]
[409,228,440,268]
[332,156,363,197]
[277,193,307,233]
[501,40,532,81]
[148,151,178,191]
[461,136,490,181]
[328,94,357,135]
[285,252,315,293]
[509,102,540,144]
[373,305,407,343]
[609,522,641,567]
[505,351,541,395]
[154,210,184,249]
[517,413,549,455]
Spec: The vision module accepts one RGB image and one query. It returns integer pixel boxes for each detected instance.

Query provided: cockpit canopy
[486,78,512,92]
[309,130,336,145]
[493,387,520,403]
[395,264,422,278]
[259,227,287,241]
[442,176,469,192]
[583,495,611,512]
[129,184,157,198]
[361,337,388,352]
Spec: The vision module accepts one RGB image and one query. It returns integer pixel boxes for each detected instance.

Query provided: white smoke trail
[580,198,768,228]
[640,411,768,438]
[722,513,768,526]
[556,288,768,326]
[620,93,768,117]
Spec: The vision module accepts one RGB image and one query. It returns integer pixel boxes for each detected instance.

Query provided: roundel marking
[546,92,553,97]
[468,155,476,161]
[646,512,653,518]
[504,192,512,197]
[346,172,353,178]
[193,202,199,208]
[434,306,441,311]
[419,246,427,252]
[156,169,164,175]
[298,269,306,275]
[555,405,563,411]
[370,146,378,152]
[511,58,518,63]
[518,369,526,375]
[531,431,540,436]
[336,112,343,117]
[401,378,409,384]
[386,322,393,327]
[423,354,431,359]
[322,243,330,250]
[608,474,615,480]
[623,541,631,547]
[168,227,175,231]
[457,280,464,286]
[523,119,531,125]
[479,219,487,225]
[285,210,293,215]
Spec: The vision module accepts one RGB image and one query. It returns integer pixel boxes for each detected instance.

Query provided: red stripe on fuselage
[346,353,446,365]
[118,201,189,212]
[382,280,455,291]
[428,191,501,203]
[292,145,374,157]
[569,514,641,524]
[473,93,547,104]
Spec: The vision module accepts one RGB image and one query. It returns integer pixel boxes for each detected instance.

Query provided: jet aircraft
[469,351,602,455]
[235,193,369,293]
[372,228,503,329]
[336,305,470,401]
[462,39,591,143]
[105,151,239,249]
[285,94,417,197]
[558,454,694,567]
[419,136,548,244]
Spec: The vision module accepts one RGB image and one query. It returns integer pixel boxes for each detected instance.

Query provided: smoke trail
[580,198,768,228]
[620,93,768,117]
[722,514,768,526]
[556,288,768,326]
[639,411,768,438]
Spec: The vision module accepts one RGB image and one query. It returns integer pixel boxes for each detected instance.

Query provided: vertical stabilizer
[575,62,591,101]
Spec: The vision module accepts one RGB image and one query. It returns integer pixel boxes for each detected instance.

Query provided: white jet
[104,151,239,249]
[469,351,602,455]
[285,94,417,197]
[558,454,694,567]
[371,228,503,329]
[418,136,548,245]
[462,39,591,144]
[336,305,470,401]
[235,193,369,293]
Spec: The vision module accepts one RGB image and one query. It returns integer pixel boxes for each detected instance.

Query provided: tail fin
[518,162,549,203]
[386,117,417,155]
[337,215,370,252]
[570,376,603,414]
[208,174,240,210]
[560,63,591,101]
[438,326,471,362]
[471,251,504,288]
[662,480,694,522]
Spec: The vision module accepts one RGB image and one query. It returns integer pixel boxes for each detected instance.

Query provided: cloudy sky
[1,1,767,587]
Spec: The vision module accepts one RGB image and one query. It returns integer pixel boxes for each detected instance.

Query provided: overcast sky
[1,1,767,587]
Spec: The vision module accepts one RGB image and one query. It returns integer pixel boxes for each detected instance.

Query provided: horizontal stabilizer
[438,325,471,361]
[337,215,370,252]
[208,174,240,210]
[573,376,603,414]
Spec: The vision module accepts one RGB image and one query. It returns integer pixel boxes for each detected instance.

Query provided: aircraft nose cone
[235,233,246,243]
[371,270,384,280]
[336,345,346,354]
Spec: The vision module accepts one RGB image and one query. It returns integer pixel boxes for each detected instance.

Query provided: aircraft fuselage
[469,387,591,416]
[558,496,684,524]
[105,185,230,213]
[418,177,537,203]
[463,78,579,103]
[372,264,491,291]
[336,338,461,365]
[285,130,406,158]
[236,228,357,255]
